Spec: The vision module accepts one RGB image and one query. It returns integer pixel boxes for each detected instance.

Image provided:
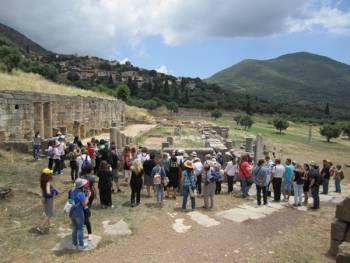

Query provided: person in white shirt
[53,141,62,175]
[192,156,204,195]
[58,136,66,171]
[224,155,238,193]
[78,148,92,177]
[264,155,274,196]
[271,159,285,202]
[137,147,150,163]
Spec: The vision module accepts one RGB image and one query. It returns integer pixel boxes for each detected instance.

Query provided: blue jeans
[311,186,320,209]
[240,177,249,197]
[155,184,164,204]
[33,144,40,160]
[70,211,85,247]
[335,177,341,193]
[322,177,329,194]
[293,183,303,205]
[182,185,195,210]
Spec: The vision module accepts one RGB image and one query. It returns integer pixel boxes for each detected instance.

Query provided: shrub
[320,125,341,142]
[273,116,289,134]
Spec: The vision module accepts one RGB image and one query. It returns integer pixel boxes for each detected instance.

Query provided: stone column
[245,137,253,153]
[110,127,118,145]
[254,133,264,164]
[73,121,80,137]
[116,130,122,149]
[308,126,312,143]
[33,102,44,136]
[43,102,53,138]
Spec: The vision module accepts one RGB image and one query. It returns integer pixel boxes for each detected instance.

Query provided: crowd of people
[37,133,345,250]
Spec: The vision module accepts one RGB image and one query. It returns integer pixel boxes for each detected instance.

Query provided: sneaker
[88,234,92,241]
[77,245,88,250]
[110,205,115,208]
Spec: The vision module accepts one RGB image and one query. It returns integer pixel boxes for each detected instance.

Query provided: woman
[302,163,311,205]
[181,160,196,211]
[151,157,167,207]
[167,155,181,199]
[334,164,344,193]
[143,153,156,197]
[39,168,58,229]
[52,141,61,175]
[239,155,252,198]
[46,140,55,170]
[122,146,131,183]
[293,164,304,207]
[68,144,79,182]
[97,160,113,208]
[130,159,144,207]
[202,162,216,209]
[83,164,96,241]
[33,131,41,160]
[69,178,90,250]
[224,155,238,194]
[161,153,170,198]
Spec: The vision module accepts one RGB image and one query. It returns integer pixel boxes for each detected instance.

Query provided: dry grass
[0,71,113,99]
[124,105,156,124]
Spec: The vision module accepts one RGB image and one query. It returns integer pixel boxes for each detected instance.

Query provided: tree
[324,103,330,115]
[163,79,170,95]
[342,123,350,139]
[172,85,179,100]
[320,125,341,142]
[245,96,252,115]
[116,83,130,101]
[0,46,22,72]
[127,77,138,96]
[166,102,178,113]
[211,109,222,120]
[184,88,189,103]
[67,71,80,82]
[273,117,289,134]
[233,115,242,126]
[108,73,114,86]
[98,61,112,71]
[239,115,254,130]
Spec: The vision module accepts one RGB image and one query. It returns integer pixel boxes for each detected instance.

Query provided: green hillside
[207,52,350,111]
[0,23,48,54]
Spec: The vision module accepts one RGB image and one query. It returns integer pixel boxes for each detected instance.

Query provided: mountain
[0,23,48,54]
[207,52,350,110]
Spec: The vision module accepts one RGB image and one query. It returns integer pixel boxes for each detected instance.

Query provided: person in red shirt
[239,154,252,198]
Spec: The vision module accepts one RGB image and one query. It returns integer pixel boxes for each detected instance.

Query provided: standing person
[137,147,150,163]
[302,163,311,205]
[97,160,113,208]
[78,148,91,177]
[122,146,132,183]
[47,140,55,170]
[309,162,321,210]
[202,162,216,209]
[39,168,58,230]
[161,153,170,198]
[192,155,203,196]
[68,144,79,182]
[167,155,181,199]
[87,142,96,172]
[109,145,121,193]
[239,155,252,198]
[252,159,268,206]
[181,160,196,211]
[53,141,62,175]
[58,137,66,171]
[214,162,223,195]
[224,155,238,194]
[271,159,285,202]
[334,165,344,193]
[143,153,156,197]
[282,159,294,202]
[68,178,90,250]
[33,131,41,160]
[151,158,167,207]
[321,160,331,194]
[83,165,96,241]
[264,155,274,196]
[130,159,144,207]
[94,140,101,175]
[293,164,304,207]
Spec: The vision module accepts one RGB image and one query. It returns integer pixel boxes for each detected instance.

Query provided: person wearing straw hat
[181,160,196,211]
[292,164,304,207]
[39,168,58,230]
[68,178,90,250]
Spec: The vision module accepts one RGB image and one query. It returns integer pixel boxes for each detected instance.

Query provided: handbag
[246,176,254,186]
[153,173,161,185]
[189,187,197,198]
[163,176,170,186]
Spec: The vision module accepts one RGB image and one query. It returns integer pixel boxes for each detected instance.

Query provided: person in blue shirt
[181,160,196,211]
[151,158,167,207]
[69,178,90,250]
[283,158,294,202]
[252,159,268,205]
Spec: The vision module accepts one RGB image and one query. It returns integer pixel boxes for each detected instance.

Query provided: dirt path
[121,124,157,137]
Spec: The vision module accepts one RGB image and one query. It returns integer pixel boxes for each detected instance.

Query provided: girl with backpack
[151,157,167,207]
[167,155,181,199]
[130,159,144,207]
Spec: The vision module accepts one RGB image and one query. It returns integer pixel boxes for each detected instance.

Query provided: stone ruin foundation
[0,90,125,151]
[329,197,350,262]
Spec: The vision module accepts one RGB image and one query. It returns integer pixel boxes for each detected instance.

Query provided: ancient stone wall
[0,90,125,142]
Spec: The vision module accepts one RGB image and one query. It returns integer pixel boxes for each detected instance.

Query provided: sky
[0,0,350,78]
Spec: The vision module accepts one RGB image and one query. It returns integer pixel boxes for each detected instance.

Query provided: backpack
[254,167,265,186]
[317,173,323,186]
[64,189,79,214]
[81,155,89,172]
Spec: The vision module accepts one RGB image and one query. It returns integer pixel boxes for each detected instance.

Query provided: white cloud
[156,65,168,74]
[0,0,349,58]
[119,58,131,65]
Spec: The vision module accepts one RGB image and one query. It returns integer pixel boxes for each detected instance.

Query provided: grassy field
[0,71,113,99]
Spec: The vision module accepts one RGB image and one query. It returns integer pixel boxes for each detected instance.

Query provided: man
[321,160,331,194]
[78,148,91,177]
[143,153,156,197]
[264,155,274,196]
[202,162,216,209]
[192,154,203,196]
[252,159,268,206]
[271,159,284,202]
[109,145,121,193]
[224,155,238,194]
[309,162,321,209]
[283,158,294,202]
[239,155,252,198]
[58,136,66,171]
[137,147,150,163]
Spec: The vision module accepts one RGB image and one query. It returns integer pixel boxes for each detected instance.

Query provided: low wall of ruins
[0,90,125,145]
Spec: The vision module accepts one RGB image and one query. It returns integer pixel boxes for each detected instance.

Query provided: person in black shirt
[108,145,121,193]
[292,164,304,207]
[321,159,331,194]
[309,162,320,210]
[130,159,144,207]
[97,160,113,208]
[302,163,311,205]
[143,154,156,197]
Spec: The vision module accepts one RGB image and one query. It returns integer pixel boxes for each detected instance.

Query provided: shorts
[283,182,292,193]
[112,169,119,182]
[43,197,54,218]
